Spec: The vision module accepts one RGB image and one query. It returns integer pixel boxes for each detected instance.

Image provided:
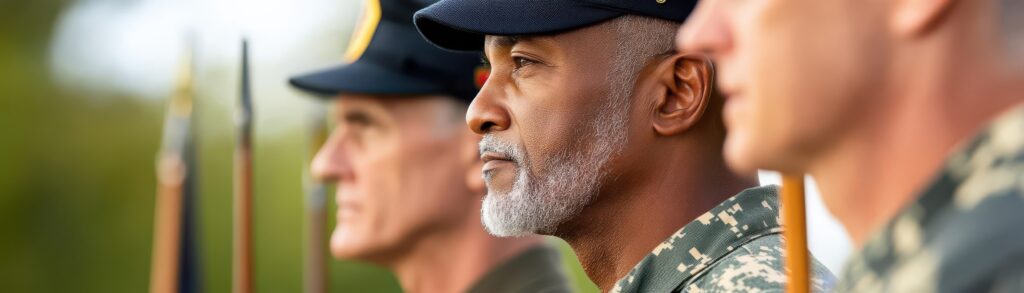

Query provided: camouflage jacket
[467,243,573,293]
[612,185,836,293]
[835,105,1024,293]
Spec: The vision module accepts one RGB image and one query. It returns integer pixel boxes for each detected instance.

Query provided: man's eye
[512,57,536,70]
[344,112,372,126]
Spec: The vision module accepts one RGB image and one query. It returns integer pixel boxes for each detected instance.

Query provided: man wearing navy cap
[290,0,571,292]
[414,0,835,292]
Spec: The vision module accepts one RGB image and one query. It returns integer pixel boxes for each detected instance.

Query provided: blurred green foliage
[0,1,598,292]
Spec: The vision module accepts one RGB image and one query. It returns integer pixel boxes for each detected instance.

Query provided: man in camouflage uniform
[414,0,835,291]
[680,0,1024,291]
[837,108,1024,292]
[614,186,835,292]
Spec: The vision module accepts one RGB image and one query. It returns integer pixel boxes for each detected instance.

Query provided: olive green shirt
[835,105,1024,293]
[467,244,573,293]
[612,186,836,292]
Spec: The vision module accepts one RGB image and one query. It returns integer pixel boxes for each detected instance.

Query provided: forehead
[331,94,457,122]
[331,94,391,115]
[483,22,617,58]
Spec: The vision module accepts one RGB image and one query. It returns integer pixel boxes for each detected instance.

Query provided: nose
[311,128,354,183]
[677,0,732,56]
[466,81,511,135]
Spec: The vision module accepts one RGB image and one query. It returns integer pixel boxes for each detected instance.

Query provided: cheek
[514,92,568,163]
[514,71,607,171]
[730,0,880,170]
[725,2,812,170]
[341,141,406,248]
[518,105,595,176]
[397,138,470,221]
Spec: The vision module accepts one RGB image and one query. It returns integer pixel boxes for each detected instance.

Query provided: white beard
[479,103,629,237]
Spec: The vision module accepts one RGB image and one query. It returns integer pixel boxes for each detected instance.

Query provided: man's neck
[390,212,542,293]
[810,44,1024,247]
[555,146,758,291]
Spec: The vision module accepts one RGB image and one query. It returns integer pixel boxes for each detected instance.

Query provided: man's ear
[461,130,486,196]
[650,53,715,136]
[891,0,956,36]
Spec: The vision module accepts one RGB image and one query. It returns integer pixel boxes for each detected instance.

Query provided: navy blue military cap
[289,0,486,103]
[414,0,697,52]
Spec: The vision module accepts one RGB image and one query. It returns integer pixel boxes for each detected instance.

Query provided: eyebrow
[492,35,520,48]
[482,35,522,62]
[342,109,375,125]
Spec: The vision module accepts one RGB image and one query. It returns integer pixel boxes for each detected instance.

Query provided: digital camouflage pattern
[467,244,573,293]
[612,186,836,293]
[836,105,1024,293]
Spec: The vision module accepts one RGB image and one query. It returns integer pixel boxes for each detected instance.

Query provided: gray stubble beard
[479,92,631,237]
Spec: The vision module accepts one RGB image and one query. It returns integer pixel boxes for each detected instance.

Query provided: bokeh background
[0,0,597,291]
[0,0,850,292]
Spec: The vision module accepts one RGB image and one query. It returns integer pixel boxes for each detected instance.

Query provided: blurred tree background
[0,0,599,292]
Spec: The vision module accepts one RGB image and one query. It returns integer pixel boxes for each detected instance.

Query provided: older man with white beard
[414,1,836,292]
[288,0,573,292]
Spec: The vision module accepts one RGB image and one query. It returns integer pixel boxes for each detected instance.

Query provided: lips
[337,201,360,211]
[714,75,745,125]
[335,199,361,220]
[480,151,514,173]
[481,151,511,163]
[716,78,741,99]
[721,92,747,132]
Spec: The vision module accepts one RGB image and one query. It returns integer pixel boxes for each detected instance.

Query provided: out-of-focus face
[678,0,889,173]
[312,95,476,262]
[469,24,632,236]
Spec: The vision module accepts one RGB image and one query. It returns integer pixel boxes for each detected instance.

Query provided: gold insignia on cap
[656,0,666,3]
[344,0,381,62]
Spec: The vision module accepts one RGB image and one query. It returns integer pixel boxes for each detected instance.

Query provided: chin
[329,237,353,259]
[724,135,761,175]
[329,229,369,260]
[330,228,409,266]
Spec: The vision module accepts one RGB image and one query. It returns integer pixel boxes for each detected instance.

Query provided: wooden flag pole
[150,43,194,293]
[781,174,810,293]
[303,106,328,293]
[233,39,254,293]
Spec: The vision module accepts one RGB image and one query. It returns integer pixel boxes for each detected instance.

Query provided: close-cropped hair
[607,15,681,107]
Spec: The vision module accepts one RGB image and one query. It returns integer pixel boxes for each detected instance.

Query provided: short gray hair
[607,15,680,107]
[427,97,469,138]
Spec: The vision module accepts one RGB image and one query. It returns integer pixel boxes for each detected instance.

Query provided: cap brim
[414,0,622,52]
[289,59,448,97]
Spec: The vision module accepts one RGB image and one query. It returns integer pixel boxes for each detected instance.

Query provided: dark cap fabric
[414,0,697,52]
[289,0,484,103]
